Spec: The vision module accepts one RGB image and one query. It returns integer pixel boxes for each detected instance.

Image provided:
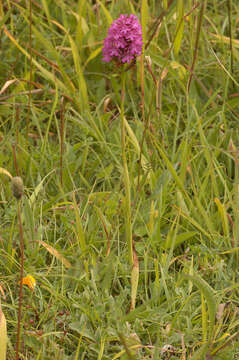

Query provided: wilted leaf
[130,245,139,311]
[0,79,17,95]
[216,303,226,322]
[38,240,72,268]
[0,168,12,179]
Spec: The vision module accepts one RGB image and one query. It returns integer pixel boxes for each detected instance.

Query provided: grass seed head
[11,176,24,200]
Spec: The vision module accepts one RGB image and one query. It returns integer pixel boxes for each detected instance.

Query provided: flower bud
[145,55,152,67]
[11,176,24,199]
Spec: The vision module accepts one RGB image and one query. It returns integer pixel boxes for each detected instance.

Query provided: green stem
[120,71,133,266]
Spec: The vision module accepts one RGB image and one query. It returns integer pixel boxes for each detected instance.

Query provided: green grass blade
[174,0,184,56]
[97,0,113,25]
[4,27,68,93]
[68,34,89,111]
[141,0,148,49]
[182,274,216,342]
[72,193,86,253]
[0,8,12,28]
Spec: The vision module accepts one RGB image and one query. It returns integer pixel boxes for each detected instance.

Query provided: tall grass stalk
[11,175,25,360]
[26,0,32,141]
[15,199,24,360]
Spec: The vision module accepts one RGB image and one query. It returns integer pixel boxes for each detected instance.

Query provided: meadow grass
[1,0,239,359]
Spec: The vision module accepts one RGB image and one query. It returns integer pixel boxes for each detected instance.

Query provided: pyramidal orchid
[102,15,143,272]
[102,14,143,64]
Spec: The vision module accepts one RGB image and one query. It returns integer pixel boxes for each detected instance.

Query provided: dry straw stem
[0,301,7,360]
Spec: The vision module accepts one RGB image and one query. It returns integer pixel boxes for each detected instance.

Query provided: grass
[1,0,239,359]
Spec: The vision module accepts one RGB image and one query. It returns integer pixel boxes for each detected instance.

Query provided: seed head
[102,14,143,64]
[145,55,152,67]
[11,176,24,200]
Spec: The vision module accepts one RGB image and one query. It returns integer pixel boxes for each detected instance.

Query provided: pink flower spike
[102,14,143,64]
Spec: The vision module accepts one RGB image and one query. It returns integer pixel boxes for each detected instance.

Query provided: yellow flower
[22,275,36,291]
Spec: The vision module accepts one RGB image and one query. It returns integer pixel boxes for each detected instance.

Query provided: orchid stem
[120,71,133,266]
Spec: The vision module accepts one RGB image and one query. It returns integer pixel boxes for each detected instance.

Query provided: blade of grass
[188,0,206,91]
[174,0,184,56]
[96,0,112,26]
[4,27,68,93]
[68,34,89,111]
[141,0,148,50]
[182,274,216,342]
[72,193,86,253]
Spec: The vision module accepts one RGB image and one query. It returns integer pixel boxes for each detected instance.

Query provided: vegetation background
[1,0,239,359]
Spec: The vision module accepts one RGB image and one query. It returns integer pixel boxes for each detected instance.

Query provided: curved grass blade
[182,274,216,342]
[4,27,68,93]
[38,240,72,268]
[96,0,113,26]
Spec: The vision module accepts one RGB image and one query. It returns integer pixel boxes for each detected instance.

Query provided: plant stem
[16,200,24,360]
[120,71,133,266]
[60,96,65,187]
[26,0,32,142]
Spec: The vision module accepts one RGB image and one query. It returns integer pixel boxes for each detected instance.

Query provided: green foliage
[1,0,239,359]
